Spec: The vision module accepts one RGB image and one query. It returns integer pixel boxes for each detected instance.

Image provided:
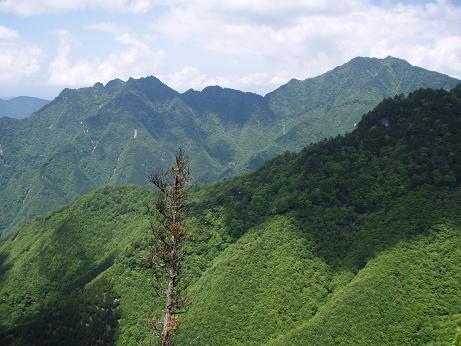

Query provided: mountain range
[0,56,459,234]
[0,97,49,119]
[0,86,460,345]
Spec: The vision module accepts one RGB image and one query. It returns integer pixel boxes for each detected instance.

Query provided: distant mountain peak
[345,55,411,68]
[384,55,397,60]
[0,95,49,119]
[126,75,165,85]
[124,75,178,101]
[105,78,125,93]
[202,85,224,92]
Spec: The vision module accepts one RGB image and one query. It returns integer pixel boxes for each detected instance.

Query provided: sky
[0,0,460,99]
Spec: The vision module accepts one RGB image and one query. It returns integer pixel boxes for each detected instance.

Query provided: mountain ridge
[0,56,459,233]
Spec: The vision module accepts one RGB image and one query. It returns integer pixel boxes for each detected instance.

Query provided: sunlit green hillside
[1,86,460,345]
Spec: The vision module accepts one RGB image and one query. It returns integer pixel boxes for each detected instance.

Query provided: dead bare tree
[145,148,191,346]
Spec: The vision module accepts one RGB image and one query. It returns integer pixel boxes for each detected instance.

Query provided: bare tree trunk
[161,238,177,345]
[161,269,174,345]
[146,148,190,346]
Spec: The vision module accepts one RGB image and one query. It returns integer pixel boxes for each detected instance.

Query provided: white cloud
[47,30,164,86]
[0,46,42,81]
[164,67,293,92]
[0,0,151,16]
[0,26,42,81]
[0,26,19,40]
[154,0,367,24]
[151,0,461,91]
[2,0,460,96]
[165,66,229,91]
[84,21,128,34]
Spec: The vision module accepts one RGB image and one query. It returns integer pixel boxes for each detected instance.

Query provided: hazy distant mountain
[0,56,459,232]
[0,96,49,119]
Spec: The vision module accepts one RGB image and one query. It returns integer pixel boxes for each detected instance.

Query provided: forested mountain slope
[0,57,458,233]
[0,86,460,345]
[265,56,460,152]
[0,97,49,119]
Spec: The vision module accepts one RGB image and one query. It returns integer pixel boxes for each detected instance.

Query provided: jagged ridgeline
[0,57,459,233]
[1,86,460,345]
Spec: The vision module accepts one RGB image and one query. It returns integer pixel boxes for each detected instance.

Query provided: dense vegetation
[0,86,460,345]
[265,56,460,153]
[1,56,458,233]
[0,96,49,119]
